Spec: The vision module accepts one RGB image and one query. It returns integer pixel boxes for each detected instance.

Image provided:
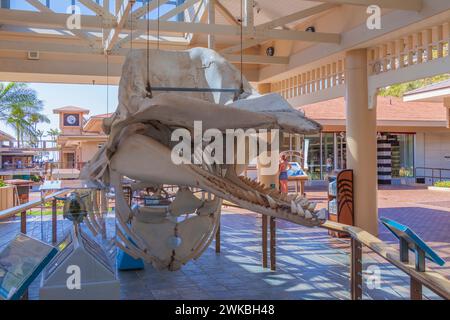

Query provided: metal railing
[321,221,450,300]
[0,139,57,150]
[415,167,450,184]
[0,189,71,244]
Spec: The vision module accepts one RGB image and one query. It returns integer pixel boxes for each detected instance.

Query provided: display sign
[380,217,445,266]
[0,234,57,300]
[63,113,80,126]
[287,162,307,177]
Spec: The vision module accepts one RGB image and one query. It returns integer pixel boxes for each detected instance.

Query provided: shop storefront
[281,132,415,182]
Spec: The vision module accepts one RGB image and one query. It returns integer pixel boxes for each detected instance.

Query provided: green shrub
[0,180,7,187]
[434,181,450,188]
[30,175,41,182]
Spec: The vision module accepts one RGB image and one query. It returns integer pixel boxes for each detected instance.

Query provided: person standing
[279,155,291,194]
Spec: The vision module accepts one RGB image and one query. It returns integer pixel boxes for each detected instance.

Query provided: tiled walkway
[305,184,450,278]
[0,185,448,300]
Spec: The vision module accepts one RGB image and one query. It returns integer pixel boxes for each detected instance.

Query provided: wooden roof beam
[160,0,200,21]
[215,0,239,25]
[131,0,172,20]
[104,0,135,52]
[257,3,337,29]
[307,0,422,12]
[221,3,338,54]
[78,0,115,18]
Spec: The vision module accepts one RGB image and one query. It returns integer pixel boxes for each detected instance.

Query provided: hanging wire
[239,0,244,95]
[130,2,134,52]
[157,0,161,50]
[147,0,150,83]
[106,54,109,115]
[145,0,154,98]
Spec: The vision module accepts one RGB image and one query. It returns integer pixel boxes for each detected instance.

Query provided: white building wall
[415,132,450,184]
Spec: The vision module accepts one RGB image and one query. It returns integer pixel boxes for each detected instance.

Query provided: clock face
[64,114,79,126]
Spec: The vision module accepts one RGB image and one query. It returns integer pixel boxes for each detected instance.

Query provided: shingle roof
[300,96,446,122]
[53,106,90,114]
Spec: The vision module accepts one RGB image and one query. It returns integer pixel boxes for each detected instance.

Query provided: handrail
[321,220,450,300]
[0,189,71,220]
[415,166,450,183]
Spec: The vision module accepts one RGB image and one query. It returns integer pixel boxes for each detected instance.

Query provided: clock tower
[53,106,89,135]
[53,106,90,170]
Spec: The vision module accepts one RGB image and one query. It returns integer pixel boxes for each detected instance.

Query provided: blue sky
[9,0,179,17]
[2,83,118,137]
[2,0,184,136]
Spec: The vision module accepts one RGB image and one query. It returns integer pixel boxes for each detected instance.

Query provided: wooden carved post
[52,198,57,244]
[351,238,363,300]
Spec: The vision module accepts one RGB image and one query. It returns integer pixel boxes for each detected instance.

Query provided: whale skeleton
[81,47,327,271]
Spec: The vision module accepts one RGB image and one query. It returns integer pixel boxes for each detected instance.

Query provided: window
[390,134,414,178]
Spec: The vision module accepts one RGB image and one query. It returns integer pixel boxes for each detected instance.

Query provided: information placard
[0,234,57,300]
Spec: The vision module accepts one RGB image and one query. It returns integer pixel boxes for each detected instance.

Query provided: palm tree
[0,82,49,147]
[46,128,60,141]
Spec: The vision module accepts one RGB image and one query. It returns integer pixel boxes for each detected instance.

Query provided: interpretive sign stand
[40,228,120,300]
[0,233,57,300]
[380,217,446,299]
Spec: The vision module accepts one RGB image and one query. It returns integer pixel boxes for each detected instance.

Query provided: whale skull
[82,48,326,270]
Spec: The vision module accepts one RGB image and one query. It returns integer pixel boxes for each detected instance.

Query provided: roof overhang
[404,86,450,103]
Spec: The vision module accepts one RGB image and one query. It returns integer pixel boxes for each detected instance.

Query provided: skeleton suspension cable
[145,0,153,98]
[130,2,133,52]
[239,0,244,95]
[147,0,150,85]
[157,0,160,50]
[106,54,109,115]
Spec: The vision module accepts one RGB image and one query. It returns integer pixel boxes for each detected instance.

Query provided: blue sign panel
[0,234,57,300]
[380,217,445,266]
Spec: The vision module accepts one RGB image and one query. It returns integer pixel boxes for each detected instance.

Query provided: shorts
[279,171,288,181]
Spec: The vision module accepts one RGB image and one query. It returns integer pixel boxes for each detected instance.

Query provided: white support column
[345,49,378,236]
[208,0,215,49]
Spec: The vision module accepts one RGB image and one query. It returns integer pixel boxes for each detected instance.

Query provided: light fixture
[266,46,275,57]
[305,26,316,33]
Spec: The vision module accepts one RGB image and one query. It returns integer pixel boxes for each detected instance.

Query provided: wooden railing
[271,58,345,100]
[368,22,450,76]
[269,21,450,102]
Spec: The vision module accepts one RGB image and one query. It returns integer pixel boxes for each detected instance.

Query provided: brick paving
[305,184,450,277]
[0,185,448,300]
